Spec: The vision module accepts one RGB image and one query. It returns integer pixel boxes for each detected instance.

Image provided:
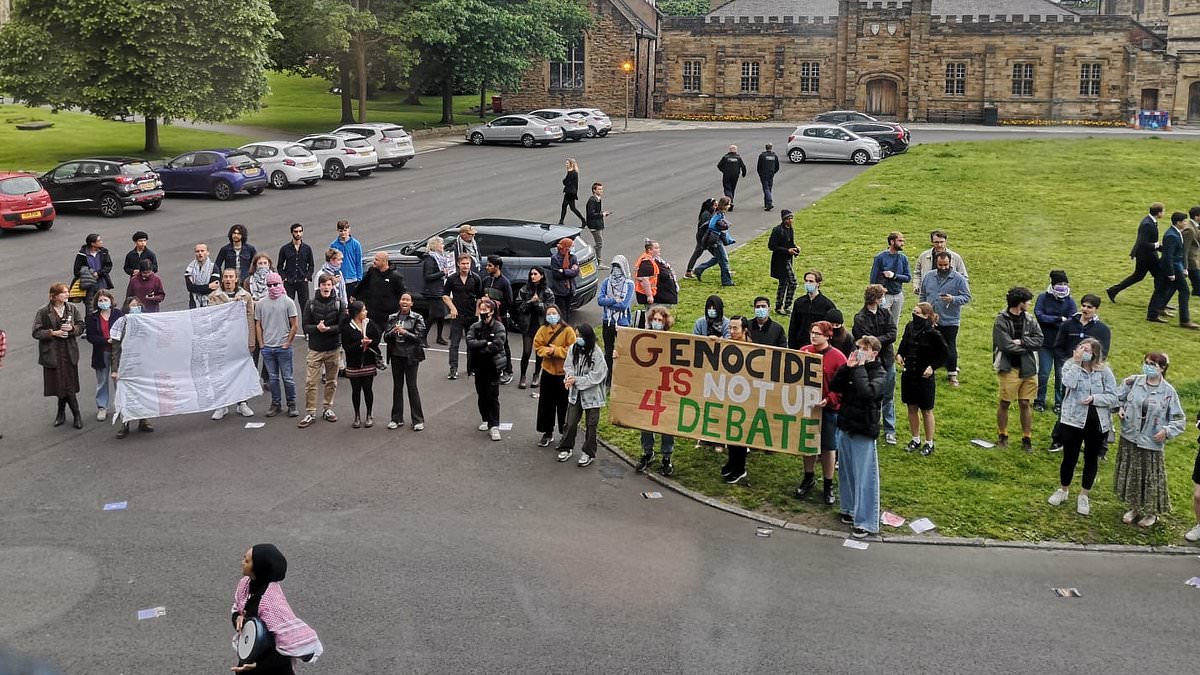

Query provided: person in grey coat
[556,322,608,467]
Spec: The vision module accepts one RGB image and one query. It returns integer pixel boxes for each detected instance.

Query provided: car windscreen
[0,176,42,195]
[120,162,154,176]
[226,153,258,168]
[381,128,408,138]
[284,146,313,157]
[345,138,371,148]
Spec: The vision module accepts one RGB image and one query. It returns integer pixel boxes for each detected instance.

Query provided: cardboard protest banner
[609,327,823,455]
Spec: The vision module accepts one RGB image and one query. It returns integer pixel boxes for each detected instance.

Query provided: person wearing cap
[748,296,786,347]
[125,259,166,313]
[768,209,800,315]
[255,272,300,418]
[329,220,363,299]
[122,231,158,277]
[756,143,780,212]
[451,224,482,275]
[918,251,970,388]
[1034,270,1077,414]
[826,308,855,356]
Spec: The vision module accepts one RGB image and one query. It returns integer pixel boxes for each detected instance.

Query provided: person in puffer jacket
[297,274,344,428]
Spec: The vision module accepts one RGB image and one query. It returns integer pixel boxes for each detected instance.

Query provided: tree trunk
[339,57,355,124]
[403,76,423,105]
[479,81,486,119]
[143,117,160,154]
[355,36,368,123]
[440,74,453,125]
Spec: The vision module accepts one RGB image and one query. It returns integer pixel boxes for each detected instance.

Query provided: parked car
[465,115,564,147]
[157,149,268,201]
[364,218,599,314]
[786,124,882,165]
[839,121,911,157]
[529,109,589,141]
[0,173,55,230]
[238,141,323,189]
[814,110,879,124]
[38,157,164,218]
[298,133,379,180]
[564,108,612,137]
[333,123,415,168]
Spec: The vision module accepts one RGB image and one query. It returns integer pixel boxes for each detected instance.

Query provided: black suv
[39,157,164,218]
[839,121,911,156]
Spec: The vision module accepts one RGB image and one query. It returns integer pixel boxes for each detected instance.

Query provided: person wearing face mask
[918,250,970,388]
[125,260,165,313]
[832,336,887,538]
[533,305,576,447]
[298,274,344,429]
[1046,338,1118,517]
[1113,352,1185,528]
[317,248,348,308]
[1033,270,1077,415]
[748,296,786,348]
[468,298,507,441]
[794,321,847,500]
[825,309,854,357]
[1052,295,1112,411]
[556,323,608,466]
[384,292,426,431]
[214,224,256,282]
[255,272,300,418]
[692,295,730,338]
[208,268,257,421]
[869,231,910,328]
[787,270,836,349]
[84,289,122,422]
[635,306,678,477]
[246,254,275,302]
[596,256,634,387]
[896,303,948,456]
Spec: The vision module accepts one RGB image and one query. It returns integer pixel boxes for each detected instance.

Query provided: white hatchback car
[565,108,612,137]
[332,123,415,168]
[297,133,378,180]
[238,141,323,189]
[786,124,882,165]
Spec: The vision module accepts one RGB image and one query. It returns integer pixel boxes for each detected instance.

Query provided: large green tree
[0,0,279,152]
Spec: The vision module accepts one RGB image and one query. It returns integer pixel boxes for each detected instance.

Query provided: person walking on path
[852,284,898,445]
[277,223,315,316]
[533,305,575,447]
[912,230,967,295]
[716,145,746,210]
[356,251,406,327]
[384,293,426,431]
[184,243,219,309]
[596,256,634,385]
[556,322,608,467]
[84,289,121,422]
[549,238,580,321]
[869,232,910,327]
[208,269,256,421]
[516,267,555,389]
[1108,203,1163,304]
[796,320,847,502]
[1034,270,1078,413]
[423,237,454,345]
[558,159,585,226]
[787,270,836,349]
[122,231,158,277]
[1148,211,1200,328]
[125,260,165,313]
[768,209,800,314]
[443,254,482,380]
[584,182,608,265]
[467,298,507,441]
[693,198,735,286]
[255,272,299,418]
[993,286,1043,452]
[634,239,679,307]
[214,224,256,283]
[73,233,113,312]
[1113,352,1185,528]
[1046,338,1118,517]
[330,220,363,299]
[34,283,84,429]
[749,296,787,348]
[756,143,780,211]
[298,274,343,429]
[832,335,887,539]
[341,300,380,428]
[685,197,718,279]
[918,251,970,388]
[231,544,323,673]
[896,302,948,456]
[635,306,678,477]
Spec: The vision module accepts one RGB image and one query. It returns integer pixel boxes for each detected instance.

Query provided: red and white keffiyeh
[232,576,324,662]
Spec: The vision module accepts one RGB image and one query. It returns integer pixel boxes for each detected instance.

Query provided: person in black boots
[716,144,746,210]
[787,270,837,349]
[277,222,315,316]
[516,267,555,389]
[756,143,780,211]
[720,316,755,484]
[33,283,84,429]
[584,182,608,267]
[1108,202,1163,304]
[558,158,585,226]
[768,209,799,314]
[896,302,948,456]
[423,237,454,345]
[385,293,427,431]
[467,298,507,441]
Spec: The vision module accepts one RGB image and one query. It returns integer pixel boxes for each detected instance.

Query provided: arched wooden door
[1189,82,1200,121]
[866,79,898,117]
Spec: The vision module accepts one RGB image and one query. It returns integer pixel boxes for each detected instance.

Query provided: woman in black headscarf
[231,544,322,674]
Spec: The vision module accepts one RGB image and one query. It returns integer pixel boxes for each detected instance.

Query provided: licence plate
[580,261,596,277]
[302,161,316,168]
[244,168,261,176]
[20,210,41,220]
[138,181,156,189]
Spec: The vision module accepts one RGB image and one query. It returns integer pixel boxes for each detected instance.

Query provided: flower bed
[661,113,772,122]
[998,119,1130,128]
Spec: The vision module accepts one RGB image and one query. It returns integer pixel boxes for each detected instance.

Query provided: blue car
[157,149,269,201]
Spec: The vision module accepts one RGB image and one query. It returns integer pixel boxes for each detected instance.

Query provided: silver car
[465,115,564,148]
[786,124,882,165]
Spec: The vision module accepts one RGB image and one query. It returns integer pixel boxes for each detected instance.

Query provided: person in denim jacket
[596,255,634,386]
[1113,352,1186,528]
[1046,338,1118,517]
[555,323,608,467]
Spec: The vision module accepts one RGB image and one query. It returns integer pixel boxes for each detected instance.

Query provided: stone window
[741,61,760,93]
[683,61,702,93]
[550,39,584,90]
[1079,63,1101,97]
[800,62,820,94]
[944,63,966,96]
[1011,63,1034,97]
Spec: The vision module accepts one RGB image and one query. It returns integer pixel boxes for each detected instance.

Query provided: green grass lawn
[227,71,493,135]
[0,105,253,172]
[601,137,1200,546]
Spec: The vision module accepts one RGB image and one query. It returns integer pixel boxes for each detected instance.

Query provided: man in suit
[756,143,780,211]
[1148,211,1200,328]
[1108,203,1164,304]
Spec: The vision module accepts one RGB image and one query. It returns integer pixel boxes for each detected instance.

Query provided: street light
[621,60,633,130]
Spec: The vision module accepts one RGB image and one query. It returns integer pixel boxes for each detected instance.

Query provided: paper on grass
[970,439,996,448]
[881,511,905,527]
[909,517,936,534]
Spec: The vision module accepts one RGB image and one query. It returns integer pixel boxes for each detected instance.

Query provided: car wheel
[302,178,319,186]
[326,160,345,180]
[98,192,124,217]
[247,186,264,195]
[851,150,870,165]
[788,148,806,163]
[270,171,289,189]
[880,143,894,158]
[469,132,485,146]
[585,126,597,138]
[36,220,54,231]
[212,180,234,201]
[598,129,609,137]
[393,159,408,168]
[141,199,162,211]
[521,134,535,148]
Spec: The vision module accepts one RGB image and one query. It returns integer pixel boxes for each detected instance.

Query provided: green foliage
[657,0,710,16]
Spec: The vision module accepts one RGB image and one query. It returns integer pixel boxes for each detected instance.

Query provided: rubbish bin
[491,96,502,114]
[983,105,999,126]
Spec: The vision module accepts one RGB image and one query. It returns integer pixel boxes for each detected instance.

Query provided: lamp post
[621,60,633,130]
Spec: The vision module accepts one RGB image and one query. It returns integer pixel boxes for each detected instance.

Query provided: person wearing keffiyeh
[549,238,579,321]
[232,544,322,674]
[597,255,634,384]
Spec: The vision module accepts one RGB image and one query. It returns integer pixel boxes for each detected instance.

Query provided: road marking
[416,147,446,155]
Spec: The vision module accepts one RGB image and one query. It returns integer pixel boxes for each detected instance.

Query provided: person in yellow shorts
[993,287,1043,453]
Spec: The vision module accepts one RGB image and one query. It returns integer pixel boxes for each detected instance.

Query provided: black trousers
[722,445,749,476]
[721,176,739,204]
[559,401,600,457]
[1111,255,1158,295]
[389,357,424,424]
[559,194,584,225]
[285,280,309,315]
[602,323,618,386]
[474,366,500,428]
[936,324,960,374]
[448,316,473,371]
[536,372,568,434]
[1059,407,1104,490]
[1189,267,1200,298]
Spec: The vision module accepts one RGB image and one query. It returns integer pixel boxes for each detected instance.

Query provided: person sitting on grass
[1046,338,1118,517]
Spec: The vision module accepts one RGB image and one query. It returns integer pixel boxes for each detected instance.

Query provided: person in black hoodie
[787,270,836,349]
[73,233,114,311]
[467,298,507,440]
[558,158,585,226]
[853,284,899,446]
[827,308,855,357]
[896,302,948,456]
[832,335,887,538]
[355,251,406,327]
[298,274,343,428]
[768,209,799,313]
[716,145,747,210]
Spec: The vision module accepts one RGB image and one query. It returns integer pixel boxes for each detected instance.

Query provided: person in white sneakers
[1187,411,1200,542]
[555,322,608,467]
[1047,338,1118,516]
[466,298,506,441]
[1113,352,1185,528]
[208,268,256,420]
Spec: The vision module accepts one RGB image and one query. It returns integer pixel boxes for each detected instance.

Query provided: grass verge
[601,137,1200,546]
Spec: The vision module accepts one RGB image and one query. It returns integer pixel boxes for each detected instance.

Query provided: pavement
[2,127,1199,674]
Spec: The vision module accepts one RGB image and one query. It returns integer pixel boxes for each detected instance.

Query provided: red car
[0,172,55,230]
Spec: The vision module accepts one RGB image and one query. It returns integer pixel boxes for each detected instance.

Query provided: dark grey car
[364,218,600,314]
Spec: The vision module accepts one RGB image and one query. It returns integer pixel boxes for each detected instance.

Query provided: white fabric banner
[113,302,262,421]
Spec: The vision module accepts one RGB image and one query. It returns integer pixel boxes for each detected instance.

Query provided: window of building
[944,62,966,96]
[683,60,701,92]
[800,62,820,94]
[1079,63,1101,97]
[741,61,760,93]
[1011,63,1034,97]
[550,39,584,90]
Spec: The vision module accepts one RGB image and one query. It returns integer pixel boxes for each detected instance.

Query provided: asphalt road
[1,127,1198,674]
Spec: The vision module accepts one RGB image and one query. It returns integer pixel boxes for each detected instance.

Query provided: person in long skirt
[467,298,507,441]
[33,283,84,429]
[231,544,322,674]
[1046,338,1118,517]
[1113,352,1185,528]
[341,301,381,428]
[555,322,608,466]
[385,293,426,430]
[533,305,576,447]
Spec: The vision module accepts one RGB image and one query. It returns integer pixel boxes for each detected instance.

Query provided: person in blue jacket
[597,255,634,385]
[330,219,364,299]
[1033,270,1077,413]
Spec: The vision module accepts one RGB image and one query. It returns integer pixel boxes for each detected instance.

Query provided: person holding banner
[34,283,85,429]
[208,269,257,421]
[556,323,608,466]
[796,321,847,503]
[720,315,755,484]
[468,298,508,441]
[832,335,887,538]
[534,305,576,447]
[109,297,154,439]
[635,305,677,477]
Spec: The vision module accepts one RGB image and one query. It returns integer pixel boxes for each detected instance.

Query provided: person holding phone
[33,283,85,429]
[341,300,380,428]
